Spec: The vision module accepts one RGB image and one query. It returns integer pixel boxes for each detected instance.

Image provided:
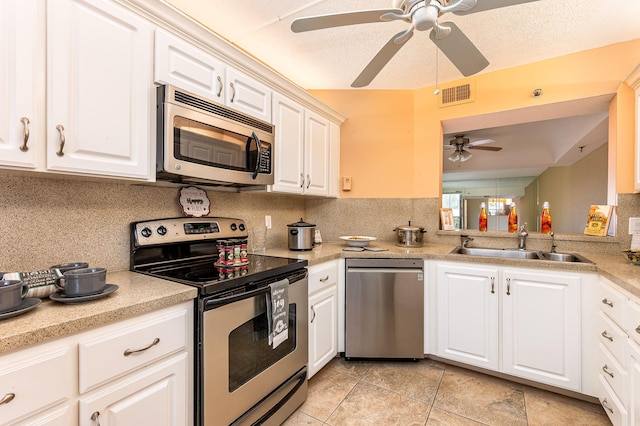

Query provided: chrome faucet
[461,235,474,248]
[550,231,557,253]
[518,223,528,250]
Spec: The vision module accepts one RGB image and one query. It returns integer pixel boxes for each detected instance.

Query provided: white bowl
[339,236,377,247]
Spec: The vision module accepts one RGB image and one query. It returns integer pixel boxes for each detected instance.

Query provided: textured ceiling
[165,0,638,183]
[166,0,640,90]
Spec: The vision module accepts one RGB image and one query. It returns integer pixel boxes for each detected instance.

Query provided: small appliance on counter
[287,218,316,251]
[393,221,426,247]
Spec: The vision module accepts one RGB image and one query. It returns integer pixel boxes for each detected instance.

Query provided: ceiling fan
[291,0,539,88]
[444,134,502,163]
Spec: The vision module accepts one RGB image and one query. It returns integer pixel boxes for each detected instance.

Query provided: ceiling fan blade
[429,22,489,77]
[352,30,413,88]
[469,145,502,151]
[291,8,403,33]
[453,0,540,16]
[468,138,496,146]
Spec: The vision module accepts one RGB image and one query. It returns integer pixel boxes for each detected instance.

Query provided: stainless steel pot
[288,218,316,251]
[393,221,426,247]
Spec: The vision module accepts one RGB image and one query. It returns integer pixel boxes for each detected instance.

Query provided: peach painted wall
[312,39,640,199]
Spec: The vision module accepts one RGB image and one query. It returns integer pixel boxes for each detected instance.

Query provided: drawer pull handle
[123,337,160,356]
[229,82,236,102]
[602,364,614,378]
[490,276,495,294]
[306,174,311,189]
[319,276,329,282]
[601,330,613,342]
[20,117,30,152]
[506,278,511,296]
[0,393,15,405]
[300,173,305,188]
[601,398,614,414]
[91,411,101,425]
[310,305,316,323]
[55,124,65,157]
[601,298,613,307]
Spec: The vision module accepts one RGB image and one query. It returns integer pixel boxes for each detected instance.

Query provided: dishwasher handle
[346,267,423,274]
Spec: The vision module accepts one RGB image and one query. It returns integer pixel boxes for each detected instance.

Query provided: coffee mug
[55,268,106,297]
[50,262,89,274]
[0,280,28,311]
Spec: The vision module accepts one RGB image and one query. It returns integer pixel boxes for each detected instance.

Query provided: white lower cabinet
[0,302,192,426]
[434,262,583,392]
[436,263,499,370]
[307,260,339,378]
[502,269,581,390]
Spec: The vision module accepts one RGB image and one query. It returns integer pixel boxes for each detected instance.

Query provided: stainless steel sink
[452,247,541,259]
[450,247,592,263]
[539,251,592,263]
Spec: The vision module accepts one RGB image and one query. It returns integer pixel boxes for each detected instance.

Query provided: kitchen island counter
[0,270,197,354]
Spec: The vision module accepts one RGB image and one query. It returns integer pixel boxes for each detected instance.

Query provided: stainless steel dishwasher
[345,258,424,359]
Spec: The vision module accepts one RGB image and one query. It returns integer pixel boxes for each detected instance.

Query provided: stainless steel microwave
[156,85,274,189]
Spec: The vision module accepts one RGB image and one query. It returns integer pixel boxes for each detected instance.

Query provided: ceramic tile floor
[283,357,611,426]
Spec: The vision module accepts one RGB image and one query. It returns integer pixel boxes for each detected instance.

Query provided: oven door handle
[205,284,270,310]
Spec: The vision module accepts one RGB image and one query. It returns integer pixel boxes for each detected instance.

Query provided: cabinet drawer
[78,308,188,393]
[308,261,338,294]
[598,375,628,426]
[597,311,628,365]
[627,299,640,345]
[599,281,626,327]
[598,343,628,404]
[0,345,72,425]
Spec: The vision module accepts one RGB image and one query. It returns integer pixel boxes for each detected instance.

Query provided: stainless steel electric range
[130,217,308,426]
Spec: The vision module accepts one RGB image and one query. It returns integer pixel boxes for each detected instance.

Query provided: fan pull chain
[434,47,440,95]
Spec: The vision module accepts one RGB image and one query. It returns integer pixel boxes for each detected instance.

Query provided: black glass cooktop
[138,254,307,296]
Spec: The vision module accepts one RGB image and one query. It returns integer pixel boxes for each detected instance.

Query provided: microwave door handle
[248,131,261,179]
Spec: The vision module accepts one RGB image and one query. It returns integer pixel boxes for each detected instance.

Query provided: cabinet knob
[91,411,101,425]
[20,117,30,152]
[636,325,640,335]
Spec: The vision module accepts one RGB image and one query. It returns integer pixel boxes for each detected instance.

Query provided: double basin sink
[451,246,592,263]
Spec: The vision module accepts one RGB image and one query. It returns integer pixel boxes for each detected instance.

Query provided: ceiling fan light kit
[290,0,540,87]
[445,134,502,163]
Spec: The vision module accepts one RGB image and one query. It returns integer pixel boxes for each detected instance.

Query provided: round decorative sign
[178,186,211,217]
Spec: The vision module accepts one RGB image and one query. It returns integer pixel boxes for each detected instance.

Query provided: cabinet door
[225,67,271,122]
[304,110,330,196]
[271,93,304,194]
[502,269,581,391]
[630,341,640,426]
[79,353,188,426]
[436,264,499,370]
[154,28,225,102]
[46,0,152,180]
[0,0,43,169]
[308,285,338,378]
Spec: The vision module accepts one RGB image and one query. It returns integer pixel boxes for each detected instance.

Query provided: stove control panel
[132,217,247,247]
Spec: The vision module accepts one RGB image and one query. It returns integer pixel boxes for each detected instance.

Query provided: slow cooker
[287,218,316,251]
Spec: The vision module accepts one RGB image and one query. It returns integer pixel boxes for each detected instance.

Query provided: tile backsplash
[1,173,632,273]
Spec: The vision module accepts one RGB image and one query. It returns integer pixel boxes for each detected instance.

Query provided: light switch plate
[629,217,640,234]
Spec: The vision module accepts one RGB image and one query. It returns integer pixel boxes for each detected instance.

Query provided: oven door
[201,275,308,425]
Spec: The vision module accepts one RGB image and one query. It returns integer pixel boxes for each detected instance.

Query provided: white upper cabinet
[46,0,153,179]
[0,0,43,169]
[154,28,226,103]
[271,93,335,197]
[271,93,305,193]
[225,67,271,123]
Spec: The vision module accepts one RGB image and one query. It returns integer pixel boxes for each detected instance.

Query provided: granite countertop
[3,242,640,356]
[264,241,640,299]
[0,271,197,355]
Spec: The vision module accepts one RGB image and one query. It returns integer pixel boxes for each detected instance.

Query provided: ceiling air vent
[438,81,475,108]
